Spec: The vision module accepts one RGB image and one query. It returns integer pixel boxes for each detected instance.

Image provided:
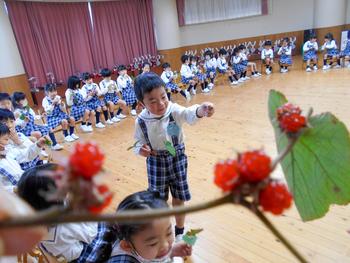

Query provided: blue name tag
[167,122,180,137]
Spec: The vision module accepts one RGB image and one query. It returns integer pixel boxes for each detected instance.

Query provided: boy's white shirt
[321,40,337,50]
[40,222,98,262]
[42,95,66,114]
[190,64,199,74]
[231,55,242,64]
[117,75,133,90]
[81,83,101,101]
[14,107,41,128]
[180,64,194,78]
[160,71,174,84]
[204,58,217,69]
[240,52,248,61]
[134,101,200,154]
[217,57,228,70]
[99,79,120,95]
[303,41,319,52]
[0,156,24,192]
[277,46,292,56]
[5,133,41,164]
[261,49,274,59]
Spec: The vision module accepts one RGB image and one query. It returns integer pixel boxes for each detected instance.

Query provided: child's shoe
[191,88,196,95]
[184,91,191,101]
[96,122,105,129]
[130,109,137,116]
[207,83,214,90]
[202,88,210,93]
[238,78,245,83]
[322,65,330,70]
[313,65,318,71]
[306,67,312,72]
[64,135,75,142]
[111,116,121,123]
[51,144,63,151]
[334,64,341,69]
[106,119,113,125]
[71,134,79,140]
[244,76,250,80]
[81,125,89,133]
[256,72,262,76]
[231,81,238,85]
[86,125,93,132]
[117,113,127,119]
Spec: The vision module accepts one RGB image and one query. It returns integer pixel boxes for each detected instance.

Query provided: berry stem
[241,199,307,263]
[271,107,313,171]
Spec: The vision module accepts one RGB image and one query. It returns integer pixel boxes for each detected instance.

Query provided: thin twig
[0,194,233,228]
[241,199,308,263]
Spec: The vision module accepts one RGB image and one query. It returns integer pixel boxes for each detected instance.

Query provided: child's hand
[36,137,47,148]
[139,144,152,157]
[9,129,22,145]
[197,102,215,118]
[171,242,192,258]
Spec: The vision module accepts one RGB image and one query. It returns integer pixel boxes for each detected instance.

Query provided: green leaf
[164,141,176,157]
[127,140,140,151]
[45,138,52,146]
[185,228,203,236]
[268,90,350,221]
[19,114,26,120]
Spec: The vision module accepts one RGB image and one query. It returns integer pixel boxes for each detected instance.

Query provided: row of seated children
[16,163,192,262]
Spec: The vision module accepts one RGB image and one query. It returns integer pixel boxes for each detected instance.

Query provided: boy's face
[141,86,169,116]
[191,60,196,65]
[311,38,316,43]
[165,67,171,72]
[265,45,271,50]
[129,218,173,260]
[0,100,12,111]
[3,119,15,131]
[282,41,288,47]
[143,65,150,73]
[0,133,10,147]
[119,69,127,76]
[47,90,57,100]
[85,78,93,84]
[104,76,112,81]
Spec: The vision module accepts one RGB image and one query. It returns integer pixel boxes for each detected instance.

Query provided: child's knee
[61,119,68,125]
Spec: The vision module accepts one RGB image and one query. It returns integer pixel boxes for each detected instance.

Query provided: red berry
[259,182,292,215]
[238,151,271,182]
[277,103,301,121]
[214,159,240,191]
[88,184,113,214]
[69,142,105,180]
[279,113,306,133]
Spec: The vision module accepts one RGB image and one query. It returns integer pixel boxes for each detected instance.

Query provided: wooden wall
[0,74,34,107]
[159,24,350,71]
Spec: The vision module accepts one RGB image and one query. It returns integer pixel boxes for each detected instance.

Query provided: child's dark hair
[44,83,57,93]
[238,44,246,50]
[116,191,168,240]
[11,92,26,109]
[0,122,10,137]
[162,62,171,69]
[310,34,317,40]
[190,55,198,62]
[82,72,93,81]
[91,191,168,262]
[139,62,151,74]
[181,54,189,63]
[17,163,63,211]
[233,47,240,56]
[117,65,127,72]
[264,40,272,46]
[134,72,165,102]
[325,33,334,40]
[100,68,112,78]
[0,93,11,102]
[283,37,290,44]
[67,75,81,90]
[0,109,15,122]
[218,48,227,56]
[204,50,213,58]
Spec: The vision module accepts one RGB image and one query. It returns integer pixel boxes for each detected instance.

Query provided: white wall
[0,0,25,78]
[347,0,350,24]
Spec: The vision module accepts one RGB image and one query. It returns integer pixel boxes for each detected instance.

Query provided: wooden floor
[51,57,350,263]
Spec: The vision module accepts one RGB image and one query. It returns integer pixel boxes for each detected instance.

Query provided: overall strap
[168,113,179,146]
[137,118,153,150]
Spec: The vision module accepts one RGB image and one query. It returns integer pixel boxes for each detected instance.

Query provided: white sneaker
[64,135,75,142]
[231,81,238,85]
[51,143,63,151]
[131,109,137,116]
[81,125,89,133]
[86,125,93,132]
[306,67,312,72]
[106,119,113,125]
[238,78,245,83]
[95,122,105,129]
[71,133,79,140]
[117,113,126,119]
[281,68,288,73]
[208,83,214,90]
[184,90,191,101]
[313,65,318,71]
[202,88,210,93]
[244,76,250,80]
[40,150,49,157]
[256,72,262,76]
[191,88,196,95]
[334,64,341,69]
[111,116,121,123]
[265,68,270,74]
[323,65,330,70]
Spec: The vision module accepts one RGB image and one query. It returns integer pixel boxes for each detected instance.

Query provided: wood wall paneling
[0,74,34,107]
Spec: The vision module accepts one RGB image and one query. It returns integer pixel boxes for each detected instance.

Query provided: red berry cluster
[66,142,112,213]
[214,150,292,215]
[277,103,306,134]
[259,182,292,215]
